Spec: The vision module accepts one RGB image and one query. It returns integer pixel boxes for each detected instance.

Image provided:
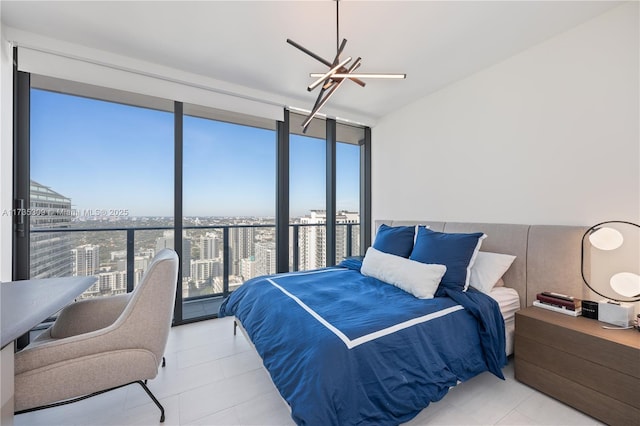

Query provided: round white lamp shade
[588,227,624,251]
[610,272,640,298]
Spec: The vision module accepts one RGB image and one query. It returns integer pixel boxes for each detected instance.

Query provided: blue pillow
[409,227,486,292]
[372,224,415,258]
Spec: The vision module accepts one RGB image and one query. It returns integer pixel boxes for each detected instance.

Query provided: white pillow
[469,251,516,294]
[361,247,446,299]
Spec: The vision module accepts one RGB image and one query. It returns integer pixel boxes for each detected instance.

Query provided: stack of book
[533,292,582,316]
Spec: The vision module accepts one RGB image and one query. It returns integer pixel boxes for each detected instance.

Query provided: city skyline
[37,209,360,302]
[30,89,360,218]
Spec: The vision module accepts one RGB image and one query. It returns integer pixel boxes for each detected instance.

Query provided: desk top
[1,277,97,348]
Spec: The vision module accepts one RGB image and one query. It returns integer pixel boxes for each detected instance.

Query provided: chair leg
[136,380,165,423]
[15,380,166,423]
[14,384,128,416]
[162,356,166,367]
[234,320,237,336]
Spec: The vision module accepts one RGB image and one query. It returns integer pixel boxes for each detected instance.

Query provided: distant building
[29,180,73,278]
[336,211,360,261]
[299,210,359,270]
[98,271,127,295]
[299,210,327,270]
[110,250,127,262]
[255,241,276,277]
[156,230,191,278]
[155,231,174,252]
[72,244,100,277]
[110,251,153,290]
[199,233,218,260]
[230,226,255,276]
[191,258,222,283]
[81,270,130,299]
[240,257,257,281]
[138,248,155,259]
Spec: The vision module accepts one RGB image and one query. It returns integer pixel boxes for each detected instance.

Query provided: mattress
[489,286,521,356]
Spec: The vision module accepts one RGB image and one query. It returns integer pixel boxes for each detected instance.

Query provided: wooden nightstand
[515,306,640,426]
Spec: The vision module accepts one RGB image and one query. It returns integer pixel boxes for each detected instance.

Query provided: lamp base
[597,300,635,327]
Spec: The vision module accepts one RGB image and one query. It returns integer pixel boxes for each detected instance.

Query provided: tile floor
[15,317,603,426]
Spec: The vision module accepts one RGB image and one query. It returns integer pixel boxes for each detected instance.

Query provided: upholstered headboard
[374,220,590,309]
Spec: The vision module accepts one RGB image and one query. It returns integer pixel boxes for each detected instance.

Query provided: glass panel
[336,142,361,261]
[336,123,364,260]
[30,88,174,300]
[183,111,276,320]
[290,114,326,271]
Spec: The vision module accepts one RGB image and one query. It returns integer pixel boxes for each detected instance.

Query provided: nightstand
[515,306,640,426]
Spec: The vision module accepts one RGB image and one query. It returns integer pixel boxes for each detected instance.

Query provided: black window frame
[12,61,372,326]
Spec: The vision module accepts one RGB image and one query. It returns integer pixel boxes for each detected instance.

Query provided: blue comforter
[219,260,506,425]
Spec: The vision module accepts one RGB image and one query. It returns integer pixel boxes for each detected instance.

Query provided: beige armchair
[14,248,179,423]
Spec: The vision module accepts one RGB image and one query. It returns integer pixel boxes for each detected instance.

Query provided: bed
[219,220,589,425]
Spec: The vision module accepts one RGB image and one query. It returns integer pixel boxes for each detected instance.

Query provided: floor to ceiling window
[289,113,327,271]
[29,79,174,300]
[14,72,370,325]
[182,105,276,320]
[336,122,364,262]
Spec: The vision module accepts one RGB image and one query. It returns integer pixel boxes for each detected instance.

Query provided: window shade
[17,46,284,122]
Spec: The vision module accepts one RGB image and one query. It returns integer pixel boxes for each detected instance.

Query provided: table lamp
[581,220,640,302]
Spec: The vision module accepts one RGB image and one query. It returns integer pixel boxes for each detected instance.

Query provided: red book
[536,292,581,310]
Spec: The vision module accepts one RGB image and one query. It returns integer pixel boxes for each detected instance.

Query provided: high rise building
[82,270,129,299]
[199,233,218,260]
[299,210,360,270]
[299,210,327,270]
[98,271,127,295]
[110,250,127,262]
[255,241,276,277]
[29,180,73,278]
[155,231,174,252]
[112,252,152,289]
[156,231,191,278]
[240,257,257,281]
[229,226,255,276]
[336,211,360,261]
[190,259,222,283]
[72,244,100,276]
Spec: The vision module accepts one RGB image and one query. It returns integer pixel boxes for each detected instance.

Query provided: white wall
[372,2,639,227]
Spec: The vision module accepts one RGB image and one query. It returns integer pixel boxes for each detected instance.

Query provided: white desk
[1,277,97,426]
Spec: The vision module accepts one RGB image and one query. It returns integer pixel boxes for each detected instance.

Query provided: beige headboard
[375,220,589,309]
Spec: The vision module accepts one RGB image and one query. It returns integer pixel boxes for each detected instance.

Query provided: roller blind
[17,46,284,122]
[289,112,365,145]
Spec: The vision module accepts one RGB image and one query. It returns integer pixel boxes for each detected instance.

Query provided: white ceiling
[1,1,622,125]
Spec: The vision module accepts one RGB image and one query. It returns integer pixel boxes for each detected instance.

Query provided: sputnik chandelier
[287,0,406,132]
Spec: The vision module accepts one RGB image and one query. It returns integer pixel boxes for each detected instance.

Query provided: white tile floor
[15,317,603,426]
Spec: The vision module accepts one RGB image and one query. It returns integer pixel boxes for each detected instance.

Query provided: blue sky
[30,89,360,218]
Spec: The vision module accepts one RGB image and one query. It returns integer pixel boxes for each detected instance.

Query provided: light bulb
[610,272,640,298]
[588,227,624,250]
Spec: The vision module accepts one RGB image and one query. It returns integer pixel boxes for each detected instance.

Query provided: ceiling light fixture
[287,0,406,132]
[309,73,407,79]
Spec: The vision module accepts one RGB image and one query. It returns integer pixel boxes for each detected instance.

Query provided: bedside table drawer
[516,334,638,408]
[516,311,639,378]
[515,307,640,426]
[515,359,640,426]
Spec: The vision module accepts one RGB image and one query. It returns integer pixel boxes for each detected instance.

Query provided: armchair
[14,248,179,422]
